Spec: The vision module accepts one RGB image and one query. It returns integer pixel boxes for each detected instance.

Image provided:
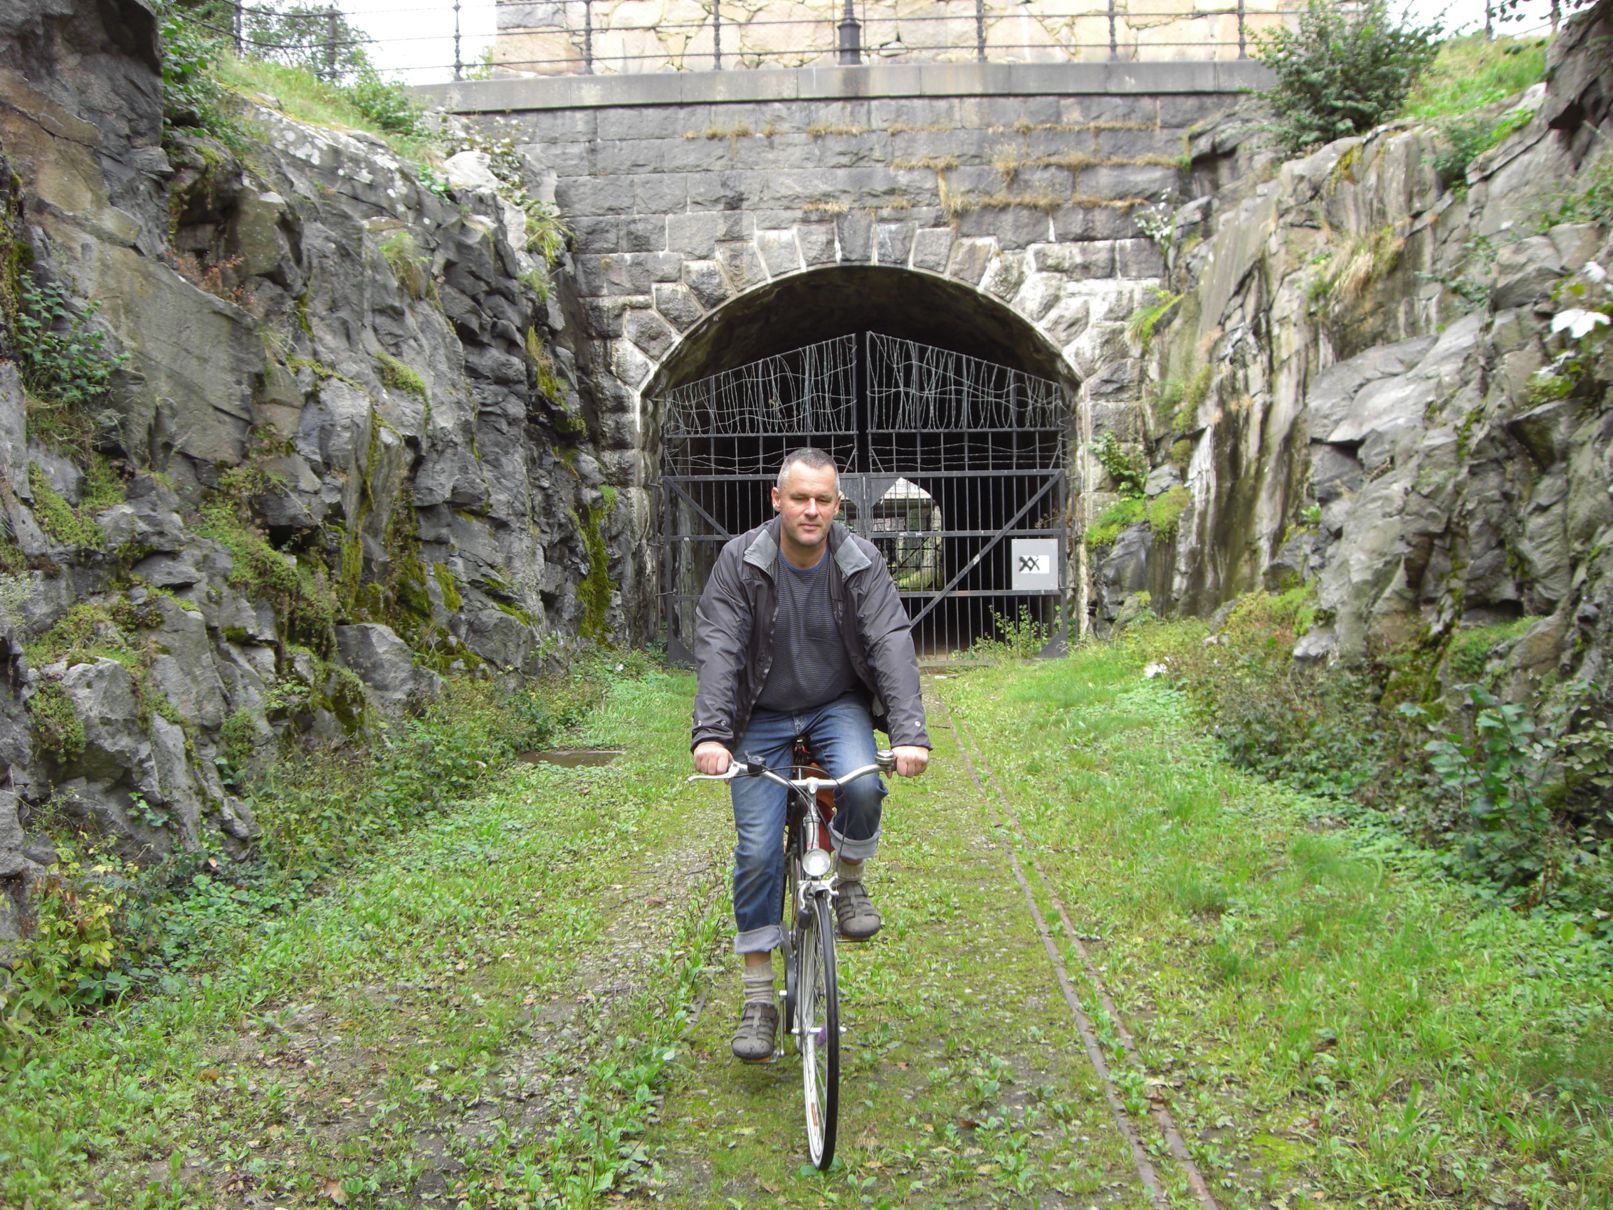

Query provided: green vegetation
[11,279,128,457]
[196,498,338,657]
[24,679,86,764]
[26,464,105,552]
[1150,594,1613,942]
[375,350,428,403]
[1537,143,1613,230]
[1084,496,1145,547]
[936,652,1611,1207]
[1090,431,1147,498]
[1433,106,1536,191]
[1124,287,1183,349]
[1144,484,1190,541]
[1256,0,1441,155]
[1402,33,1548,121]
[377,230,433,301]
[4,652,1608,1205]
[0,658,704,1203]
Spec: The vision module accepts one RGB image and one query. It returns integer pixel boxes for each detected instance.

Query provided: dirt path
[630,677,1191,1208]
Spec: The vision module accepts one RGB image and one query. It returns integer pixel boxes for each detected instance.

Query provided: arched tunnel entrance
[649,266,1075,661]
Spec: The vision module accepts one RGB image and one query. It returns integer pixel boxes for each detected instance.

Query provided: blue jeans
[730,692,886,954]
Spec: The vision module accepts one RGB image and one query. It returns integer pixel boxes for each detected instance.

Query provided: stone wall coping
[415,60,1272,113]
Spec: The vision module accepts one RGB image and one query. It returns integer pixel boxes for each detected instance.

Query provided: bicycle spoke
[799,891,839,1169]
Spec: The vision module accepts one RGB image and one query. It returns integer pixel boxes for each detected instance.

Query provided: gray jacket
[691,517,930,752]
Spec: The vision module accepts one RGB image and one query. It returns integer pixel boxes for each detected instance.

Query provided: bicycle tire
[798,890,839,1170]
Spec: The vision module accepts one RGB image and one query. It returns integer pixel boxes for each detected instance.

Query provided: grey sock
[741,964,775,1007]
[837,856,865,883]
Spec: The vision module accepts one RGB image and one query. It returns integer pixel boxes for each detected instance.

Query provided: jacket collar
[743,517,871,578]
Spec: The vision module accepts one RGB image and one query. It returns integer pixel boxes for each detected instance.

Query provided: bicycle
[691,744,896,1170]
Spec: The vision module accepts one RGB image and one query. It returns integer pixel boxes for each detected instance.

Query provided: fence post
[714,0,723,70]
[453,0,463,79]
[325,5,339,80]
[1236,0,1245,57]
[975,0,986,62]
[1108,0,1117,60]
[584,0,595,73]
[837,0,861,64]
[232,0,243,55]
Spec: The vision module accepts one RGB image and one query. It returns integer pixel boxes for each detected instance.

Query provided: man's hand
[891,745,929,778]
[693,741,733,776]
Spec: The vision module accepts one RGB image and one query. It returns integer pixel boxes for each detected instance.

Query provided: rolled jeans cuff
[734,923,783,955]
[830,823,880,862]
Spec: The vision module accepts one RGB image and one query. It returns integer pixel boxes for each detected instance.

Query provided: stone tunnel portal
[651,266,1075,660]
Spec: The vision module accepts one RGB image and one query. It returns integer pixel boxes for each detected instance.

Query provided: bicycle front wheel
[797,890,839,1170]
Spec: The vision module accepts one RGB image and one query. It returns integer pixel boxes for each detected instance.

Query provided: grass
[1402,33,1549,122]
[211,54,441,162]
[936,642,1612,1208]
[0,663,723,1206]
[8,646,1606,1205]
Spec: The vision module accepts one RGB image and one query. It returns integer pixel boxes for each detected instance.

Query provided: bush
[12,280,127,455]
[1257,0,1442,155]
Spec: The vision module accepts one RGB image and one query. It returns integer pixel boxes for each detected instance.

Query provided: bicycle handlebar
[688,749,896,792]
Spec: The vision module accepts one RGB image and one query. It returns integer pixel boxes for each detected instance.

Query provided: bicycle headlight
[802,848,832,879]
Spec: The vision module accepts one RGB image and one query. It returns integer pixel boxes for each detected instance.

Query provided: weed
[1125,288,1184,349]
[1084,496,1145,547]
[1256,0,1441,154]
[1091,432,1148,498]
[12,279,127,456]
[376,350,428,403]
[26,464,104,553]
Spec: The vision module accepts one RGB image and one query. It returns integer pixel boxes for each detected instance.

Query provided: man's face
[772,463,840,558]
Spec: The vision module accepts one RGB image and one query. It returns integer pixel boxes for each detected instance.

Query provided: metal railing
[190,1,1562,86]
[478,0,1296,77]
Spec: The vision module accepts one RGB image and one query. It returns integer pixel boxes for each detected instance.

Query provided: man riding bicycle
[692,448,931,1062]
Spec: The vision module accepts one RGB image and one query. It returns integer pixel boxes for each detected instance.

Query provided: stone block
[911,226,954,274]
[555,175,633,217]
[624,306,678,360]
[619,216,664,253]
[981,251,1028,302]
[596,105,704,141]
[874,221,914,267]
[836,210,874,263]
[653,282,705,331]
[756,228,803,276]
[946,236,997,286]
[1052,205,1142,242]
[871,97,958,132]
[610,338,655,390]
[798,222,839,267]
[686,170,747,210]
[1029,241,1116,278]
[570,215,623,255]
[667,210,725,258]
[716,240,769,291]
[634,172,690,214]
[1084,163,1177,201]
[683,259,732,309]
[956,205,1052,250]
[1115,237,1165,278]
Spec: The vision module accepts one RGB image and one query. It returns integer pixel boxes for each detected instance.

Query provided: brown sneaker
[731,1002,778,1062]
[835,880,881,940]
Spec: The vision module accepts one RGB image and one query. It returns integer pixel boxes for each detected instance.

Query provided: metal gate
[658,332,1069,662]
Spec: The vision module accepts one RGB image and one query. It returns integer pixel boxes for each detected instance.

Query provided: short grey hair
[776,447,840,492]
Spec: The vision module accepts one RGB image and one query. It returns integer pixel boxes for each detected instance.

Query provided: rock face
[1090,0,1613,699]
[0,0,635,907]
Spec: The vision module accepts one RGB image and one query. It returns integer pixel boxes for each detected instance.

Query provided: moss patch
[28,464,104,552]
[574,489,615,642]
[27,679,85,763]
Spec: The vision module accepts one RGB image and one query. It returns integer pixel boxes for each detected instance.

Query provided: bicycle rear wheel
[797,890,839,1170]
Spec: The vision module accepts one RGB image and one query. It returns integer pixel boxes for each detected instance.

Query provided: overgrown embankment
[0,657,724,1206]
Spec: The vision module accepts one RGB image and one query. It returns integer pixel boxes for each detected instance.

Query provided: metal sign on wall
[1010,538,1059,591]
